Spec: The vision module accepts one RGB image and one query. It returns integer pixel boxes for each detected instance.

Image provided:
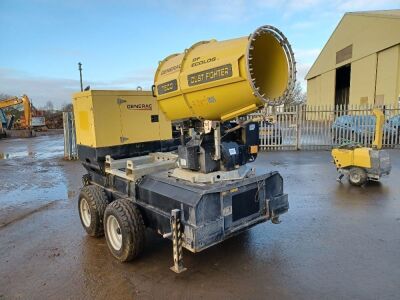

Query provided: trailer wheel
[78,185,109,237]
[348,167,368,186]
[104,199,145,262]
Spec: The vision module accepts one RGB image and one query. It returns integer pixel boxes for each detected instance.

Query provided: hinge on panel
[117,98,127,105]
[120,136,128,143]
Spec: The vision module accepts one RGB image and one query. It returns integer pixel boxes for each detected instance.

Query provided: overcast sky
[1,0,399,108]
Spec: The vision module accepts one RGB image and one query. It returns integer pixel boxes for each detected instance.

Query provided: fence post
[295,105,301,150]
[63,112,78,160]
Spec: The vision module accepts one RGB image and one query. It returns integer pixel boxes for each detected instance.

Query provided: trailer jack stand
[336,173,344,182]
[170,209,187,273]
[271,216,281,224]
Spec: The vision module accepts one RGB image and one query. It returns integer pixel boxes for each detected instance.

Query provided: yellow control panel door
[118,95,163,144]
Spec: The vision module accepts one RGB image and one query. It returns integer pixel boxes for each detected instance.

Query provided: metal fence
[63,112,78,160]
[249,104,400,150]
[62,105,399,158]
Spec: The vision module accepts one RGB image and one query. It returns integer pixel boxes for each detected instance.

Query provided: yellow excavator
[332,109,391,186]
[0,95,32,129]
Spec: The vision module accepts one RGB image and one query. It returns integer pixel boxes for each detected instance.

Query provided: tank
[154,25,296,122]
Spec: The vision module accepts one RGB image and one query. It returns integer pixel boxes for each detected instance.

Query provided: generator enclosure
[73,90,179,170]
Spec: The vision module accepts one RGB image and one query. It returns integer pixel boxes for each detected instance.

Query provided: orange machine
[0,95,32,128]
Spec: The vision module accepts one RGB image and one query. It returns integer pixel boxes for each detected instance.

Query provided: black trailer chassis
[83,167,288,272]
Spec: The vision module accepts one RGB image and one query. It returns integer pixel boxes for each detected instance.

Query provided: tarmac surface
[0,134,399,299]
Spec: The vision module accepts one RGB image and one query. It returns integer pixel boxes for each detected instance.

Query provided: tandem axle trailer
[79,152,288,273]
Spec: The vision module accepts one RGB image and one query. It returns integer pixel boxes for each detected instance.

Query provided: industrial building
[306,10,400,108]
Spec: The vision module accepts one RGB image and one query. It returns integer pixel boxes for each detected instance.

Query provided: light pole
[78,62,83,92]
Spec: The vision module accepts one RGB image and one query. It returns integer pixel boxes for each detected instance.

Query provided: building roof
[348,9,400,19]
[305,9,400,80]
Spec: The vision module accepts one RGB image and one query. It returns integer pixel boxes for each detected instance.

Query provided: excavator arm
[21,95,31,128]
[0,97,22,109]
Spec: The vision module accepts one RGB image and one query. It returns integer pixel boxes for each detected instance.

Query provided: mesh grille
[232,188,259,222]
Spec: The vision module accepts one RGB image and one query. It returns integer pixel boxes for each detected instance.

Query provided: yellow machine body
[73,90,172,148]
[331,108,385,170]
[154,25,295,122]
[332,147,372,169]
[0,95,32,128]
[331,109,391,184]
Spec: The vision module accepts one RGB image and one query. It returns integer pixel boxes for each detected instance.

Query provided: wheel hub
[352,173,360,182]
[80,198,91,227]
[107,215,122,251]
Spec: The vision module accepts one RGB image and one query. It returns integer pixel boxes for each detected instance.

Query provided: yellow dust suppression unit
[332,109,391,186]
[154,25,295,121]
[74,25,295,273]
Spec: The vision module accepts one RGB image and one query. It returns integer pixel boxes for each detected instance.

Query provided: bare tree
[45,100,54,111]
[284,81,307,105]
[62,102,73,112]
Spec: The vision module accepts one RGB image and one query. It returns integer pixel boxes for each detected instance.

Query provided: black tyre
[78,185,109,237]
[104,199,145,262]
[348,167,368,186]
